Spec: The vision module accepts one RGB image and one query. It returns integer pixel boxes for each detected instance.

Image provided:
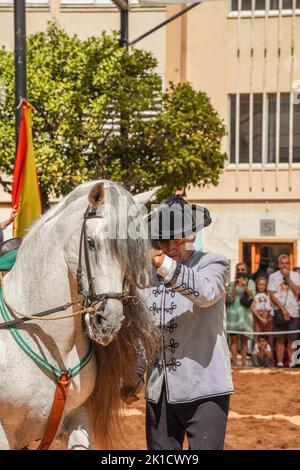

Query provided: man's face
[158,237,195,262]
[279,257,290,273]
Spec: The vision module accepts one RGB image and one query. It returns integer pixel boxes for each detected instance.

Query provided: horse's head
[67,181,155,346]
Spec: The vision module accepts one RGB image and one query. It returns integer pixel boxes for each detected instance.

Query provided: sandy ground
[42,368,300,450]
[117,369,300,450]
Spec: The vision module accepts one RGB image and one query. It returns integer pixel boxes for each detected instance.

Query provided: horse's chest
[0,355,96,449]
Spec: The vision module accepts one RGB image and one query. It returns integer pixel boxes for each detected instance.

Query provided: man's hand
[150,248,165,269]
[281,267,290,278]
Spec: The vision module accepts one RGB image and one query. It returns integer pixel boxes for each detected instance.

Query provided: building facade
[167,1,300,277]
[1,0,300,277]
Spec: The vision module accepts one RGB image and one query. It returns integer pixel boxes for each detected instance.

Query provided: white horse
[0,180,157,450]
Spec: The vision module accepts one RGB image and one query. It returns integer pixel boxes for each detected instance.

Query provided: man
[268,254,300,367]
[143,195,233,450]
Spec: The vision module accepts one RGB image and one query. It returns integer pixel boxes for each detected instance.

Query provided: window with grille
[231,0,300,12]
[60,1,139,5]
[0,0,48,4]
[229,93,300,164]
[60,1,113,5]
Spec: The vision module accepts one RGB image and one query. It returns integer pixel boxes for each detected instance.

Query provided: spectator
[268,254,300,368]
[293,267,300,302]
[252,276,273,345]
[252,335,273,367]
[292,268,300,342]
[0,206,18,244]
[227,262,256,367]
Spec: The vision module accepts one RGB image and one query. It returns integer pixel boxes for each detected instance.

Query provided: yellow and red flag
[12,101,42,238]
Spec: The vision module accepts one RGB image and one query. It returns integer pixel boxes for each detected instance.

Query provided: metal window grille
[229,93,300,165]
[231,0,300,11]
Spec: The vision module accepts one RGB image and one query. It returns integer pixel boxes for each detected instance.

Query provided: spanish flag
[12,101,42,238]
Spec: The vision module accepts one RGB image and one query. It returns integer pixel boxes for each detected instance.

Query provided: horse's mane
[83,182,159,449]
[21,180,158,449]
[28,181,102,235]
[28,180,157,449]
[88,290,158,449]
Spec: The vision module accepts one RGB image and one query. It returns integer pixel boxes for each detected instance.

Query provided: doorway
[240,240,297,275]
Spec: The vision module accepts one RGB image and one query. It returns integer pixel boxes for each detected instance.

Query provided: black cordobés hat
[147,195,212,240]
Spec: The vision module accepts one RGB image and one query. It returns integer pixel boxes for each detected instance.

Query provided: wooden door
[241,240,296,275]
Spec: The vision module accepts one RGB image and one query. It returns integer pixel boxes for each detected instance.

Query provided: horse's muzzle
[87,299,125,346]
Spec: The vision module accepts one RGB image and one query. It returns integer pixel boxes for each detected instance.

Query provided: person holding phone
[268,254,300,367]
[226,263,256,367]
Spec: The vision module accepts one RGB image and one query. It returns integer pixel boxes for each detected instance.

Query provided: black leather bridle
[76,206,134,309]
[0,206,135,330]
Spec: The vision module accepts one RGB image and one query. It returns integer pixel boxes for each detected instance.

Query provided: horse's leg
[0,423,11,450]
[64,405,91,450]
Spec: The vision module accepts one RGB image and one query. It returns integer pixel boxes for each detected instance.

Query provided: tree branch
[0,176,12,195]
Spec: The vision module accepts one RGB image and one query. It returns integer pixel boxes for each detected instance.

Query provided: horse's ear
[88,182,105,209]
[133,187,161,205]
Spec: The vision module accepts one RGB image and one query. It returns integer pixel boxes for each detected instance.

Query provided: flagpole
[14,0,27,151]
[119,0,129,146]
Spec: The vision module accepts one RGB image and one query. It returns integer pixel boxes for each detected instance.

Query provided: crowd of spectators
[226,255,300,368]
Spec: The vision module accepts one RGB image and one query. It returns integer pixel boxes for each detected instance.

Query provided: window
[60,0,117,5]
[229,93,300,164]
[231,0,300,12]
[60,0,139,4]
[0,0,48,4]
[230,94,254,163]
[253,94,263,163]
[239,94,250,163]
[279,93,290,163]
[294,98,300,163]
[268,94,276,163]
[229,95,236,164]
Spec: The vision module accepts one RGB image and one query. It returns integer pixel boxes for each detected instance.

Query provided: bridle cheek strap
[77,207,102,304]
[76,206,132,308]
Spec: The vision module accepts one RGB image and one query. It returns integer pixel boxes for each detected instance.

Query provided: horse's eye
[87,237,96,250]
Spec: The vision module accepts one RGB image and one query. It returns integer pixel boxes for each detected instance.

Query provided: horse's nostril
[95,314,103,325]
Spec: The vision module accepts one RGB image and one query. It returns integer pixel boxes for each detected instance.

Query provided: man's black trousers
[146,385,230,450]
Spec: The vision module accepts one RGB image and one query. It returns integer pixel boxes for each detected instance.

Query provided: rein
[0,205,138,329]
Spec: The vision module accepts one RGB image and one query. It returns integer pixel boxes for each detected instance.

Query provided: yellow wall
[0,2,166,74]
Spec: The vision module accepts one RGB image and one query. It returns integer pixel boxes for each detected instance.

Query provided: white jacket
[143,250,234,404]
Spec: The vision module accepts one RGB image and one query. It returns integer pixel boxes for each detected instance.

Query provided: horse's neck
[3,228,84,353]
